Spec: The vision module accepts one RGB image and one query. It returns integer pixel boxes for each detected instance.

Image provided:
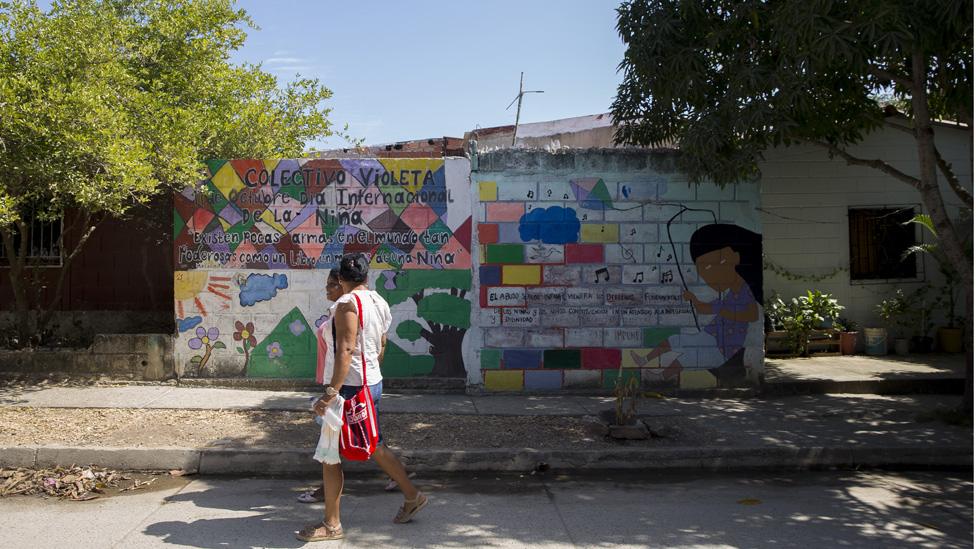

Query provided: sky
[231,1,627,151]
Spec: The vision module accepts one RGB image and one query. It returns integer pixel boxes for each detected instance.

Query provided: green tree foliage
[612,0,973,410]
[0,0,335,344]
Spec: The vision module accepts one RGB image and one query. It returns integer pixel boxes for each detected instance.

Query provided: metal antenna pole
[506,72,544,147]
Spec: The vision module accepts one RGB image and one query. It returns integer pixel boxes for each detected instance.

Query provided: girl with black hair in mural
[645,223,763,387]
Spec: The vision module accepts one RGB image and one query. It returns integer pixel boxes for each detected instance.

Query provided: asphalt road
[0,470,971,548]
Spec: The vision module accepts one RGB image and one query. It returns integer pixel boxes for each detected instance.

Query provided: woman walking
[298,253,428,542]
[297,270,345,504]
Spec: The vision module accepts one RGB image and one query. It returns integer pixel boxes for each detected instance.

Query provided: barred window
[0,217,63,266]
[848,207,918,281]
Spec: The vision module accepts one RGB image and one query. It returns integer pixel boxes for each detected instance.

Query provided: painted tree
[611,0,973,411]
[0,0,335,346]
[379,270,472,378]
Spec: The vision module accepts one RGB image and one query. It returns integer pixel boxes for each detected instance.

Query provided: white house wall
[759,124,972,333]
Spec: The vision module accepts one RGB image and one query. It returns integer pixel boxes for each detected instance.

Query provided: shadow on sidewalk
[136,471,973,548]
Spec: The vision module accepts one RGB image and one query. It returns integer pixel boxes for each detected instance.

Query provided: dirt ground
[0,407,703,449]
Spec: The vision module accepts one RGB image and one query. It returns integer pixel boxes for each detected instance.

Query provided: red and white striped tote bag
[338,293,379,461]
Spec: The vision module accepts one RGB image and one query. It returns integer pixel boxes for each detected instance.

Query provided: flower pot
[765,331,792,354]
[893,338,910,355]
[911,336,934,353]
[863,327,887,356]
[938,327,963,353]
[839,332,858,355]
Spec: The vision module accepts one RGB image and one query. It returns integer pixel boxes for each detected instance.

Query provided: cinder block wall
[173,158,473,380]
[172,152,764,391]
[472,150,764,391]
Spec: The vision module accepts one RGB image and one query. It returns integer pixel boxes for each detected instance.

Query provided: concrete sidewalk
[0,382,971,474]
[763,353,966,395]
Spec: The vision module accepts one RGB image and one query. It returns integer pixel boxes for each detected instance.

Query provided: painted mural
[174,158,473,378]
[475,163,763,391]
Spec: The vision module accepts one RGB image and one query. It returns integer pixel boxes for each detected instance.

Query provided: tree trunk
[1,221,34,347]
[426,327,466,378]
[35,212,97,336]
[963,281,973,414]
[910,53,973,412]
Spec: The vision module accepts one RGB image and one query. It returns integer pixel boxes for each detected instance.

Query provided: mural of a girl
[649,223,763,387]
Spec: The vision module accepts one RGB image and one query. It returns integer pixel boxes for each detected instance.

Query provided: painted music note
[621,247,637,263]
[547,189,552,197]
[594,267,610,283]
[629,228,637,236]
[656,245,664,258]
[666,253,672,261]
[660,269,674,283]
[632,271,644,283]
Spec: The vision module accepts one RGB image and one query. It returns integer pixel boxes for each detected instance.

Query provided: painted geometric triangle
[452,217,472,253]
[340,158,384,187]
[293,213,327,264]
[399,202,435,232]
[213,161,248,200]
[442,235,472,269]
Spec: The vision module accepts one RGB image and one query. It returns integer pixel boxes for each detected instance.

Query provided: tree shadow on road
[138,471,973,548]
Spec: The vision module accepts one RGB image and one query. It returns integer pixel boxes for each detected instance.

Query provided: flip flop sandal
[384,472,417,492]
[393,492,428,524]
[297,487,325,503]
[296,521,344,542]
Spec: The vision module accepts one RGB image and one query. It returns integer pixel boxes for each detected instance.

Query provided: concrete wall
[759,123,972,335]
[472,150,764,391]
[0,334,173,380]
[173,158,472,379]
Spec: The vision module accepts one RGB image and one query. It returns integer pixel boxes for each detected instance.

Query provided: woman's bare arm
[328,301,359,395]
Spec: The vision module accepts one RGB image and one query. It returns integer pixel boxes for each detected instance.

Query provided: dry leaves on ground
[0,466,139,500]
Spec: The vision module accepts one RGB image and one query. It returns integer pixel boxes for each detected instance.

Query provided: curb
[761,378,965,396]
[2,445,970,474]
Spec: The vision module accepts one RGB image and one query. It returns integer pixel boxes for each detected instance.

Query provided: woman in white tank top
[301,253,428,542]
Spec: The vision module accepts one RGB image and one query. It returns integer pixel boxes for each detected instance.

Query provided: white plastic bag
[313,395,345,464]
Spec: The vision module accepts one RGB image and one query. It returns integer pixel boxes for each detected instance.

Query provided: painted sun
[174,271,232,318]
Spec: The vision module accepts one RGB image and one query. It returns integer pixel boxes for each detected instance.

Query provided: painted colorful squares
[174,159,472,271]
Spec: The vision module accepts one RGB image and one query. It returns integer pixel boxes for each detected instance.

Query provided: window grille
[0,216,63,266]
[848,207,919,281]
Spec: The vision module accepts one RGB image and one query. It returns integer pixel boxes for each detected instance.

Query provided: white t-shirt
[323,289,391,387]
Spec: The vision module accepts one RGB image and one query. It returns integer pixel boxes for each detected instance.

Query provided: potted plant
[910,286,936,353]
[765,293,792,354]
[928,266,964,353]
[835,318,859,355]
[877,289,914,355]
[767,291,844,356]
[806,290,845,329]
[902,214,968,353]
[935,282,964,353]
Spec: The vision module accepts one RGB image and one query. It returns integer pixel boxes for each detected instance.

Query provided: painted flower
[188,326,219,350]
[288,319,306,336]
[267,341,283,359]
[314,314,330,328]
[233,321,257,348]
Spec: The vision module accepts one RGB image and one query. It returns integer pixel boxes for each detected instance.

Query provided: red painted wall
[0,196,172,312]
